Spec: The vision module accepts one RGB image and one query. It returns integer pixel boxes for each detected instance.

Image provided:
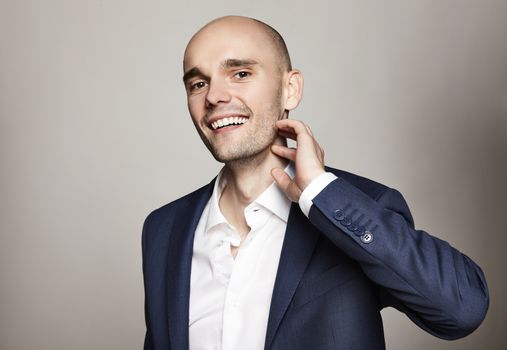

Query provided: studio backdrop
[1,1,506,349]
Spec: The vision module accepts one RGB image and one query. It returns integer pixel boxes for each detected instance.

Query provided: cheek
[187,97,205,122]
[241,84,280,111]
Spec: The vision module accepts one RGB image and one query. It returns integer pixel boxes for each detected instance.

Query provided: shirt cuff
[299,172,338,217]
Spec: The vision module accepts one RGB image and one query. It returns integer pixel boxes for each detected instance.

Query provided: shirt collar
[204,167,228,233]
[204,162,295,233]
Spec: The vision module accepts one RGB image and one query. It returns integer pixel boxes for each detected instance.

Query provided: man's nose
[205,79,232,107]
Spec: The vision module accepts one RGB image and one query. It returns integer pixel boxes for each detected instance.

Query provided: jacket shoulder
[324,166,389,200]
[145,180,214,225]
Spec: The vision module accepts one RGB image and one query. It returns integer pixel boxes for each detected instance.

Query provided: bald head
[250,18,292,72]
[182,16,304,163]
[184,16,292,75]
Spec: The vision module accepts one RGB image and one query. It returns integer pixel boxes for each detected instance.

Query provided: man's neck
[218,139,288,238]
[222,153,288,205]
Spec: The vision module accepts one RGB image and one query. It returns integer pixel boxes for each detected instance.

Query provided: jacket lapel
[165,180,215,350]
[264,203,320,350]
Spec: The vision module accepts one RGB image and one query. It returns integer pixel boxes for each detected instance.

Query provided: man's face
[183,19,287,163]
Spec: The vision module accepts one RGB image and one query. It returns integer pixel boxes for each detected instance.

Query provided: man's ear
[283,69,304,111]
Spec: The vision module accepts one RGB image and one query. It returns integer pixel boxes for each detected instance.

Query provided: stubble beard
[201,88,284,165]
[208,103,282,165]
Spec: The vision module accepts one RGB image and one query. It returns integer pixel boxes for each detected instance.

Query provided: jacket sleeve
[308,177,489,340]
[142,214,154,350]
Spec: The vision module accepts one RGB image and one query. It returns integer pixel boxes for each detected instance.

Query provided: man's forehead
[188,16,266,44]
[183,18,275,70]
[184,44,263,72]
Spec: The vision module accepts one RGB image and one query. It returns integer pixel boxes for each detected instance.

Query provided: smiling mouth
[210,116,248,130]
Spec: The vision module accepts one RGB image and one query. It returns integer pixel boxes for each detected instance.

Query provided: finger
[278,130,297,140]
[271,144,297,161]
[278,128,315,143]
[275,119,310,137]
[276,125,297,135]
[271,168,292,192]
[318,144,325,159]
[271,168,301,202]
[304,124,313,136]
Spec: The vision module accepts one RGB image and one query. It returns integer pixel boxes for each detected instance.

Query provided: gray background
[1,0,506,349]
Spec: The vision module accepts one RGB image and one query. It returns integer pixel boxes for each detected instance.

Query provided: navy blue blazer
[142,167,489,350]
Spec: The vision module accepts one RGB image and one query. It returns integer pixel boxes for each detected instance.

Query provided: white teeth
[211,116,248,130]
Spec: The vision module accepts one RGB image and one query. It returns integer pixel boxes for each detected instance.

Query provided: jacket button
[341,217,352,226]
[333,209,345,220]
[353,226,365,236]
[360,231,373,244]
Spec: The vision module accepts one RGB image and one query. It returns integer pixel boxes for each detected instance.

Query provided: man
[142,16,489,350]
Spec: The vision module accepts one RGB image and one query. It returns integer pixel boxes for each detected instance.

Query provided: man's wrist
[298,172,338,217]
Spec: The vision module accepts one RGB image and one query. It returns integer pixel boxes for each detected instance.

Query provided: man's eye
[190,81,207,91]
[234,71,251,79]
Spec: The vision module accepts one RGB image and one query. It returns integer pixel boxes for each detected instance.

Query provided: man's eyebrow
[221,58,259,68]
[182,59,259,83]
[182,67,204,84]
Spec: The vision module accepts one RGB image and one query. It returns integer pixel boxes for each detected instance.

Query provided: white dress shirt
[189,163,336,350]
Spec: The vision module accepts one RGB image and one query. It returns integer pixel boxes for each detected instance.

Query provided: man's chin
[208,146,248,163]
[210,151,243,164]
[209,146,273,166]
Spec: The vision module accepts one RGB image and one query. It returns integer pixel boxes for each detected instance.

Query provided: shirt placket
[221,204,271,350]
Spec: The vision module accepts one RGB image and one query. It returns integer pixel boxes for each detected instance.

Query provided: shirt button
[360,231,374,244]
